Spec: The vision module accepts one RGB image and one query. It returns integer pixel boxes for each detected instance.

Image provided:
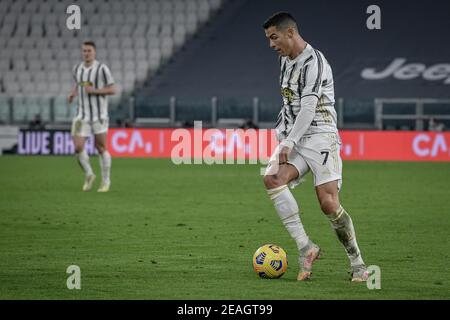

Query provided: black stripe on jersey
[73,63,81,82]
[300,93,320,99]
[283,107,289,135]
[299,64,309,95]
[275,110,282,128]
[74,63,81,117]
[304,55,313,65]
[279,59,287,85]
[312,50,323,93]
[80,68,85,120]
[287,63,297,83]
[287,63,297,120]
[102,66,108,88]
[95,64,102,120]
[87,68,93,122]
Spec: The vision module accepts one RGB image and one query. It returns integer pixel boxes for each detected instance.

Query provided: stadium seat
[123,61,136,73]
[0,0,225,122]
[17,72,32,84]
[3,71,17,83]
[33,71,47,83]
[35,82,48,95]
[13,60,27,72]
[28,59,43,72]
[161,38,174,60]
[160,25,173,37]
[108,49,121,61]
[136,68,148,82]
[7,37,21,48]
[133,25,147,38]
[13,49,27,61]
[132,37,147,51]
[21,37,36,50]
[4,82,21,95]
[60,71,73,84]
[48,83,60,95]
[15,24,29,37]
[0,60,11,72]
[0,25,15,38]
[23,1,39,13]
[135,49,147,61]
[25,48,40,62]
[147,22,160,35]
[122,48,135,60]
[21,82,35,94]
[29,24,44,37]
[49,38,64,50]
[39,1,52,14]
[106,38,120,49]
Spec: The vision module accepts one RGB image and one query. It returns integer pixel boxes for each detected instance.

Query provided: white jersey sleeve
[100,64,115,87]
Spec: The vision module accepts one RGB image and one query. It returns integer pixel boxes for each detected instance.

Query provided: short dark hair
[82,41,96,49]
[263,12,298,31]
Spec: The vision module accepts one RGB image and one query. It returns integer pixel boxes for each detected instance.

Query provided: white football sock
[267,185,310,250]
[76,149,93,177]
[328,205,365,267]
[99,150,111,184]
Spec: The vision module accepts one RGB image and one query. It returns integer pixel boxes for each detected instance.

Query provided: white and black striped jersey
[72,60,114,122]
[276,43,337,138]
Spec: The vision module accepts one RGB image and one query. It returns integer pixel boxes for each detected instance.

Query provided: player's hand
[85,86,96,94]
[67,93,75,104]
[278,146,291,165]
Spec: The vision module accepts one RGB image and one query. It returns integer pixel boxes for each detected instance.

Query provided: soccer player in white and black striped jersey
[68,41,116,192]
[262,13,369,282]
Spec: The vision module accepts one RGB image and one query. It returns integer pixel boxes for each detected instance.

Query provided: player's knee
[74,145,84,154]
[263,174,284,189]
[95,143,106,154]
[319,197,340,215]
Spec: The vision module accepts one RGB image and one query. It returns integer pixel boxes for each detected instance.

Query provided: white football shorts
[265,133,342,190]
[71,118,109,137]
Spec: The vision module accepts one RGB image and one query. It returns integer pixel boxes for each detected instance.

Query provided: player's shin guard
[267,185,310,250]
[99,150,111,184]
[328,205,365,267]
[76,149,93,176]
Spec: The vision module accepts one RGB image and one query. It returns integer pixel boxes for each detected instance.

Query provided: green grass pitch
[0,156,449,299]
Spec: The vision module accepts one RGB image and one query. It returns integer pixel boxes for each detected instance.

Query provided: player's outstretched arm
[280,96,317,151]
[67,83,78,103]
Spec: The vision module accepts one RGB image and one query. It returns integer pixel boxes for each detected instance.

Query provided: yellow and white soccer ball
[252,244,288,279]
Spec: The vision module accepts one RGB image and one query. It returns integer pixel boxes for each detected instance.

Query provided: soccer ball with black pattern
[252,244,287,279]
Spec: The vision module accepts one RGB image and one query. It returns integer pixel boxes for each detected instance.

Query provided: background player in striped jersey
[68,41,116,192]
[262,12,369,282]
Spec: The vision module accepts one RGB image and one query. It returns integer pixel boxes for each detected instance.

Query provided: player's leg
[71,119,95,191]
[263,151,320,281]
[304,133,368,281]
[315,181,368,281]
[94,130,111,192]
